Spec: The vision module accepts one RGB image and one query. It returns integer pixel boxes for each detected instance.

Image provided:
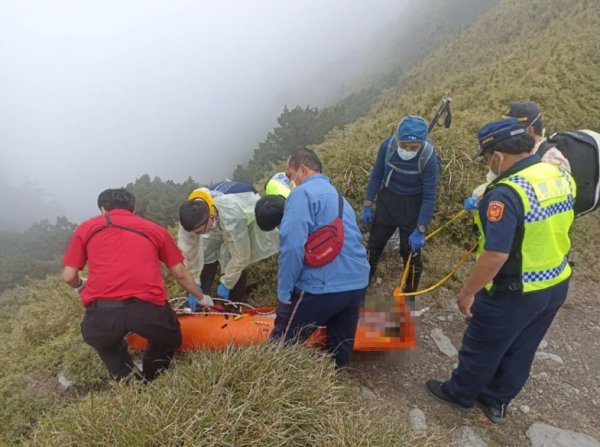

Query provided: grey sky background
[0,0,408,228]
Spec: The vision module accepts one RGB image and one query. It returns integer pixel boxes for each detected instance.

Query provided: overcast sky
[0,0,408,228]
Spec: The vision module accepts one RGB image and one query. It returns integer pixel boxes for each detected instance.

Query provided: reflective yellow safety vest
[265,173,290,198]
[474,162,576,293]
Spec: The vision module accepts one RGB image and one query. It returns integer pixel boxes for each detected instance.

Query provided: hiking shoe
[425,380,475,412]
[475,398,507,424]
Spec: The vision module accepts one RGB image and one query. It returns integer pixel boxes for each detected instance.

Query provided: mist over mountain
[0,172,66,231]
[0,0,504,231]
[1,0,413,229]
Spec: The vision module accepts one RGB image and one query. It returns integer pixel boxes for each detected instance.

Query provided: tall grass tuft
[28,343,411,447]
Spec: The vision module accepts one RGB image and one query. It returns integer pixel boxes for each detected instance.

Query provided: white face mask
[397,146,419,161]
[289,166,304,189]
[192,215,218,235]
[485,168,497,183]
[489,152,504,176]
[289,171,298,189]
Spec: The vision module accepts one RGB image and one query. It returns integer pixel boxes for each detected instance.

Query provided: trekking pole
[428,96,452,134]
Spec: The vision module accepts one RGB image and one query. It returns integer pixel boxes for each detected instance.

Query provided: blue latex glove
[217,283,231,300]
[463,195,479,211]
[361,205,372,225]
[187,284,203,312]
[408,229,426,253]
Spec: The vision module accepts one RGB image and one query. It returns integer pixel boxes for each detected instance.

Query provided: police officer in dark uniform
[426,118,576,424]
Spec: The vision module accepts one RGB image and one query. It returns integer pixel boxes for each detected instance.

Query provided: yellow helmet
[187,188,216,217]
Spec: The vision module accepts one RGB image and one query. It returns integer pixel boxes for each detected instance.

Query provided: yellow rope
[397,208,474,297]
[425,209,467,240]
[395,243,477,298]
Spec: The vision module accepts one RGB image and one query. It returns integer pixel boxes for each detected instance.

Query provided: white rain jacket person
[178,189,279,289]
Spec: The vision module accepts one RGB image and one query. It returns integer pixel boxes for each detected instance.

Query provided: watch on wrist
[417,225,427,233]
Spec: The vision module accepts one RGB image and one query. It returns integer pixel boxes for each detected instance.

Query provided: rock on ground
[57,370,72,390]
[408,408,427,436]
[357,385,377,400]
[430,328,458,358]
[452,426,487,447]
[534,352,564,365]
[527,422,600,447]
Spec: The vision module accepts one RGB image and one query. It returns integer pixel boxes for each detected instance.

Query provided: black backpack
[539,130,600,217]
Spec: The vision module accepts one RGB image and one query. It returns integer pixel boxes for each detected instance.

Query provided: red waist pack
[304,190,345,268]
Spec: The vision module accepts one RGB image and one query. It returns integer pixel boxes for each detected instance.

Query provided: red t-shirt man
[64,209,183,306]
[62,189,212,381]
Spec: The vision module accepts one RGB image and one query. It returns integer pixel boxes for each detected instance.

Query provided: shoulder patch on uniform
[487,200,505,222]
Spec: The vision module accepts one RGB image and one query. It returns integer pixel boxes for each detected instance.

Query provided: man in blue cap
[362,115,439,301]
[426,118,576,424]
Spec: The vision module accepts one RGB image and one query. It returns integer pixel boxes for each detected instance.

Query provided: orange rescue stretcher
[126,293,416,352]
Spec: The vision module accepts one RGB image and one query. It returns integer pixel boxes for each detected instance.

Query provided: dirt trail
[350,277,600,446]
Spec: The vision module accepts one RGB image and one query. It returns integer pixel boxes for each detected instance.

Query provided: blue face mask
[396,146,419,161]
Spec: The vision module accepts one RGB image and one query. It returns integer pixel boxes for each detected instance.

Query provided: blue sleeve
[478,186,522,253]
[365,139,388,201]
[277,189,311,302]
[209,181,256,194]
[417,153,439,226]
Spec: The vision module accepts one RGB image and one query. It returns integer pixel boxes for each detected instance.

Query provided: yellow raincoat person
[178,182,279,303]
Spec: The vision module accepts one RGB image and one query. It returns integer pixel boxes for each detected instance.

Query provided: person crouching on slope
[254,171,291,232]
[177,181,279,306]
[62,189,212,382]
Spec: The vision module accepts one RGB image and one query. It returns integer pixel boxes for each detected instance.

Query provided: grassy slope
[249,0,600,303]
[319,0,600,208]
[316,0,600,280]
[0,278,412,446]
[27,344,410,447]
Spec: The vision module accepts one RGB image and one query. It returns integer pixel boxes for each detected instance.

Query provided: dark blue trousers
[444,279,569,407]
[368,188,423,293]
[270,288,366,366]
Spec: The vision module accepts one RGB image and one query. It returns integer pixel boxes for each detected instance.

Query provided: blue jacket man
[362,115,439,298]
[271,148,370,367]
[426,118,575,424]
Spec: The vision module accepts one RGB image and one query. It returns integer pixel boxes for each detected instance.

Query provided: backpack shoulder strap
[417,140,435,173]
[385,136,397,164]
